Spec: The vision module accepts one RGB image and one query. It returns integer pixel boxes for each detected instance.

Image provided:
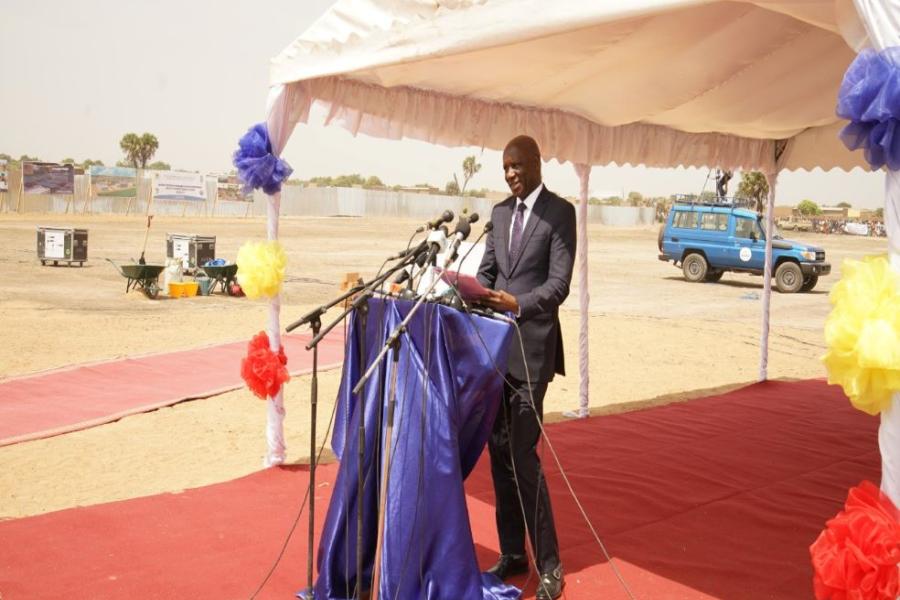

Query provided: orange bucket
[168,282,185,298]
[182,281,199,297]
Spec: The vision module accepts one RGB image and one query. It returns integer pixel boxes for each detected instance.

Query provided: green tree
[364,175,384,188]
[736,171,770,211]
[61,157,76,165]
[147,161,171,170]
[836,201,852,208]
[875,207,884,218]
[82,159,104,169]
[627,191,644,206]
[19,154,40,163]
[699,190,718,203]
[797,199,822,216]
[445,179,461,195]
[119,132,159,169]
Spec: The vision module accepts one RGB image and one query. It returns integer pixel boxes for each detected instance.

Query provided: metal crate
[166,233,216,271]
[37,227,88,266]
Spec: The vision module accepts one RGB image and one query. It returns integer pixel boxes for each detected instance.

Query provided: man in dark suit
[477,135,576,600]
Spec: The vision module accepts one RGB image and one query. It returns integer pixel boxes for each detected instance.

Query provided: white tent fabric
[270,0,870,171]
[259,0,898,462]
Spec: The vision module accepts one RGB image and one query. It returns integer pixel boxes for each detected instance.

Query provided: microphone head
[467,212,479,224]
[483,221,494,232]
[453,217,472,240]
[441,210,455,224]
[393,269,410,284]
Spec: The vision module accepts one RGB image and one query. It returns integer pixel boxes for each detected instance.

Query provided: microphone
[450,212,479,244]
[414,210,455,233]
[393,270,410,285]
[386,211,453,261]
[425,225,450,254]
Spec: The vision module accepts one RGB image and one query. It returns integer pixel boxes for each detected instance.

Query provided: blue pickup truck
[658,202,831,293]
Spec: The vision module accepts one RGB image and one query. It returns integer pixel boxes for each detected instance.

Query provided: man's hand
[481,289,519,314]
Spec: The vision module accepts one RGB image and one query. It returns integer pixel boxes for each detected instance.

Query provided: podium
[314,297,520,600]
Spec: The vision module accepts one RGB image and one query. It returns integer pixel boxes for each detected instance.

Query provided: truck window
[700,213,729,231]
[673,211,698,229]
[734,216,761,239]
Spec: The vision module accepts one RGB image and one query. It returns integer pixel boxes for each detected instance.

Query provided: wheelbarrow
[197,263,239,295]
[106,258,165,299]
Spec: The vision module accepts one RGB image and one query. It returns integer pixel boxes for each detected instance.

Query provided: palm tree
[460,155,481,194]
[736,171,770,212]
[119,133,160,169]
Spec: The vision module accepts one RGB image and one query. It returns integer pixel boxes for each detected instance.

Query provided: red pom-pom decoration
[811,481,900,600]
[241,331,289,400]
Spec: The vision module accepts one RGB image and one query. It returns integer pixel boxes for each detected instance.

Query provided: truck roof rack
[672,195,757,210]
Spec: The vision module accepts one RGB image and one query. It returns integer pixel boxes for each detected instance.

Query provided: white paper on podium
[416,241,486,297]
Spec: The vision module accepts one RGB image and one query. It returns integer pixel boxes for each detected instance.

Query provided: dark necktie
[509,201,527,264]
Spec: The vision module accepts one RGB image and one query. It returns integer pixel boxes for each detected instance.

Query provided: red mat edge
[0,359,343,448]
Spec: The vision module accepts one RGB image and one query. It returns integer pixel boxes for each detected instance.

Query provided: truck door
[726,215,766,269]
[696,212,730,266]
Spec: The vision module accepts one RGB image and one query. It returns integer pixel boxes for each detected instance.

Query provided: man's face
[502,144,540,199]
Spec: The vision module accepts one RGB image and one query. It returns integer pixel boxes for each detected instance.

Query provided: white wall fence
[1,175,658,226]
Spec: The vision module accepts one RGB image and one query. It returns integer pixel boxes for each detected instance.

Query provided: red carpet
[0,332,345,447]
[0,380,879,599]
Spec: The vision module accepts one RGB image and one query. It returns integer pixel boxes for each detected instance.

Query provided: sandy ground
[0,213,886,519]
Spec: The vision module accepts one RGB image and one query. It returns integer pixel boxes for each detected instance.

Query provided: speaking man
[477,135,576,600]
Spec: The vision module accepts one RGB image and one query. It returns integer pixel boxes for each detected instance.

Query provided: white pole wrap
[759,172,777,381]
[265,191,286,467]
[573,163,591,418]
[879,169,900,505]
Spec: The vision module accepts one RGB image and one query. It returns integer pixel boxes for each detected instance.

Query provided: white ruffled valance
[275,76,870,174]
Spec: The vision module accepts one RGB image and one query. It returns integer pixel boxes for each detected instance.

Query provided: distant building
[819,205,849,220]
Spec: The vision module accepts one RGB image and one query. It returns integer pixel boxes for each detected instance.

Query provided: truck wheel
[682,253,708,282]
[800,274,818,292]
[657,225,664,252]
[775,262,803,293]
[704,270,724,283]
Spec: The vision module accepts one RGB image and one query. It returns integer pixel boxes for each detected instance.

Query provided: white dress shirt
[508,183,543,251]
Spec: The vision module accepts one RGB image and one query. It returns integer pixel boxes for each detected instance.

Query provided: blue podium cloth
[313,297,521,600]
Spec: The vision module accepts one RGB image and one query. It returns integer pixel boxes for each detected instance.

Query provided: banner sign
[152,170,206,202]
[215,174,252,202]
[23,162,75,195]
[0,159,7,192]
[90,165,137,197]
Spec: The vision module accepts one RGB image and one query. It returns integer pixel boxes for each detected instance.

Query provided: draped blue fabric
[313,297,521,600]
[836,47,900,170]
[232,123,293,195]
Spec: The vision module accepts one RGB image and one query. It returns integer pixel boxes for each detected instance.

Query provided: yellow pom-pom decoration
[236,241,287,299]
[823,256,900,415]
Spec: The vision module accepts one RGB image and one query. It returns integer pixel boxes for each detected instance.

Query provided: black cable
[247,364,342,600]
[455,305,636,600]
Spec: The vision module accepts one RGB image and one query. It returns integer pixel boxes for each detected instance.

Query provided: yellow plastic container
[168,282,185,298]
[182,281,199,297]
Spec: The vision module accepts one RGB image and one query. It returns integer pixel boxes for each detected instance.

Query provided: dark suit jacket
[477,186,577,383]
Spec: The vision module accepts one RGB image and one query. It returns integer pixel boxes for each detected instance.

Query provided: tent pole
[759,171,777,381]
[574,163,591,417]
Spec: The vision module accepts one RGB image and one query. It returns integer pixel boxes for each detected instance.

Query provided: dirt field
[0,213,885,519]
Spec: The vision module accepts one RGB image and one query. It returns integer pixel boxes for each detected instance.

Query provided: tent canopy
[269,0,870,172]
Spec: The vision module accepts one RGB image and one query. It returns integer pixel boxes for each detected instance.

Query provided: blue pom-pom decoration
[836,47,900,171]
[232,123,294,195]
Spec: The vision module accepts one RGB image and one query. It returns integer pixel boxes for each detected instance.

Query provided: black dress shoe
[536,566,564,600]
[486,553,529,580]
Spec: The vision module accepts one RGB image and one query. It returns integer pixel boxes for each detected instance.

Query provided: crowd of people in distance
[805,218,887,237]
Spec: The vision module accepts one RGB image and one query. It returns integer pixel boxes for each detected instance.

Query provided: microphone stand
[287,249,421,600]
[351,229,470,600]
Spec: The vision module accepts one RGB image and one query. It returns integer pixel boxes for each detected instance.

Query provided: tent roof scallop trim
[271,0,872,172]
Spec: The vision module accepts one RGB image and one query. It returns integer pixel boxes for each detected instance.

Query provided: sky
[0,1,886,208]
